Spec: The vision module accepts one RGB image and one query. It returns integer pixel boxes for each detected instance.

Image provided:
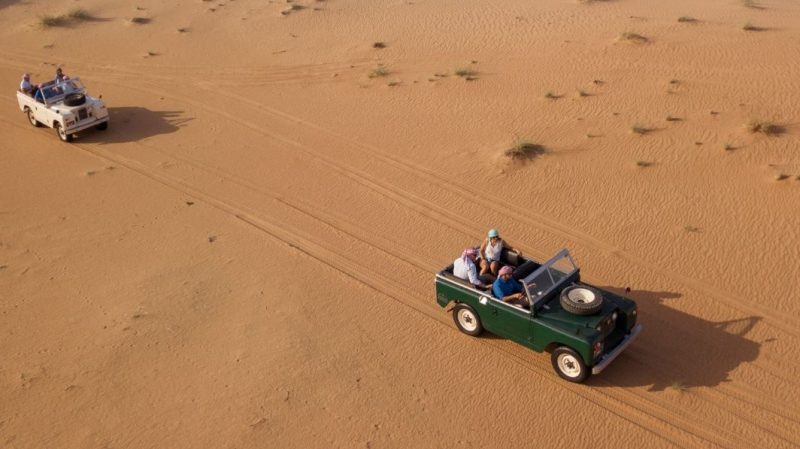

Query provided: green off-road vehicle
[435,248,642,382]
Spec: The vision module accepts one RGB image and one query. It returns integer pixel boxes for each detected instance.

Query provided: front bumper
[591,324,643,375]
[65,116,108,134]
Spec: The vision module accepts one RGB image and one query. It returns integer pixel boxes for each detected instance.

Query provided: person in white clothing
[479,228,522,276]
[453,248,490,290]
[20,73,32,95]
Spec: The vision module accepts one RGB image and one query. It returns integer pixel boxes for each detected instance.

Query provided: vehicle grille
[77,108,88,120]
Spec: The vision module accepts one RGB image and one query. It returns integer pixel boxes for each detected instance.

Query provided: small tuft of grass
[635,160,652,168]
[619,32,648,43]
[39,14,68,27]
[774,173,789,181]
[67,8,93,20]
[677,16,697,23]
[670,381,687,391]
[129,17,151,24]
[372,41,386,49]
[724,143,736,151]
[576,89,589,97]
[684,225,702,233]
[742,0,764,9]
[746,119,783,135]
[505,139,545,161]
[742,22,763,31]
[544,91,561,100]
[369,66,389,78]
[666,115,681,122]
[630,123,651,135]
[177,27,189,33]
[454,67,476,78]
[387,80,400,87]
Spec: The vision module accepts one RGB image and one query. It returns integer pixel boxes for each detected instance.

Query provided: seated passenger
[453,248,490,290]
[492,266,528,308]
[61,76,73,94]
[20,73,32,95]
[479,228,522,276]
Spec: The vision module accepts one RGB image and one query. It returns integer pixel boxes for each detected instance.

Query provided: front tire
[551,347,590,383]
[55,123,73,142]
[452,304,483,336]
[26,108,41,127]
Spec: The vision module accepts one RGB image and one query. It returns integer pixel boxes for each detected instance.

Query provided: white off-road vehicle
[17,77,109,142]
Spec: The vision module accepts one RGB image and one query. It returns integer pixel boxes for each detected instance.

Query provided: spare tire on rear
[64,93,86,107]
[560,285,604,315]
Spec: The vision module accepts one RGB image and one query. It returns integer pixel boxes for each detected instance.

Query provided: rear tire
[26,108,41,127]
[55,123,73,142]
[551,347,590,383]
[452,304,483,336]
[95,121,108,131]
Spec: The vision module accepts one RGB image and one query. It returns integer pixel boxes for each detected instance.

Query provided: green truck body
[435,248,642,382]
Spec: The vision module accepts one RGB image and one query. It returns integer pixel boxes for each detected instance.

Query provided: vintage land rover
[17,76,108,142]
[435,248,642,382]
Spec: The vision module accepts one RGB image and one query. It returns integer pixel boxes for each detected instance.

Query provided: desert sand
[1,0,800,447]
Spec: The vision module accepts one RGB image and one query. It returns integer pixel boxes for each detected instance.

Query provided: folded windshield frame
[521,249,578,307]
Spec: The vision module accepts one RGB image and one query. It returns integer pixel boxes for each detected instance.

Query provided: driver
[492,265,528,308]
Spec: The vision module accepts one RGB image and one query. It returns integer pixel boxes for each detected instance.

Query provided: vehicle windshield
[42,79,86,104]
[522,249,578,306]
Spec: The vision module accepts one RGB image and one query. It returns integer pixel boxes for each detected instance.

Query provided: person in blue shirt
[492,265,528,307]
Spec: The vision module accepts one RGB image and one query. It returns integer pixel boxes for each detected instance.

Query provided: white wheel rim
[567,288,596,305]
[28,111,36,125]
[557,353,583,378]
[457,309,478,332]
[58,126,66,139]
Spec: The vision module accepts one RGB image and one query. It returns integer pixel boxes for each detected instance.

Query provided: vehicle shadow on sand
[591,287,762,390]
[80,107,191,144]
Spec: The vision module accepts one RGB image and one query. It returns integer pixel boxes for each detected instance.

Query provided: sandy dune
[2,0,800,447]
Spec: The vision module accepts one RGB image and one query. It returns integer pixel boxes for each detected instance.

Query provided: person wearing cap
[492,265,527,307]
[453,248,490,290]
[479,228,522,276]
[20,73,32,95]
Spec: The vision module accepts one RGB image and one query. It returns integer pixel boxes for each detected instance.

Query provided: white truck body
[17,77,109,142]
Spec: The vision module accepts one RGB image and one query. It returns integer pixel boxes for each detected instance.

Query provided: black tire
[551,346,590,383]
[95,121,108,131]
[452,304,483,336]
[560,285,604,315]
[55,123,73,142]
[26,108,41,127]
[63,92,86,107]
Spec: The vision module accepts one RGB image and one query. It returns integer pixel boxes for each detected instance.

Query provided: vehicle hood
[51,97,102,112]
[535,293,622,336]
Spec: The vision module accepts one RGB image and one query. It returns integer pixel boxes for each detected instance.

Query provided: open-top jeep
[17,77,109,142]
[435,248,642,382]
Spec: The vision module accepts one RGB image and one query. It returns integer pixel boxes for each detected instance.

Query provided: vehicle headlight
[595,325,602,332]
[593,341,603,356]
[612,312,618,321]
[632,308,638,316]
